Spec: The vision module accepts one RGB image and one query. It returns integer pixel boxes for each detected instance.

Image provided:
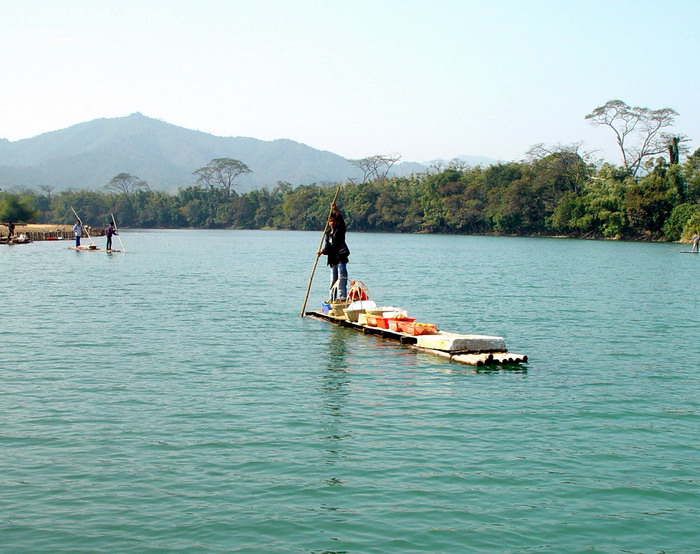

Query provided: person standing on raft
[105,221,118,251]
[692,230,700,253]
[72,220,83,248]
[318,202,350,301]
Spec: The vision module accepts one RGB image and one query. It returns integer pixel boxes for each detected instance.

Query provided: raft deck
[304,310,527,367]
[68,246,122,252]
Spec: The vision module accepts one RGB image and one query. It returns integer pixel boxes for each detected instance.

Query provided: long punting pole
[70,206,95,246]
[300,186,341,317]
[111,213,126,252]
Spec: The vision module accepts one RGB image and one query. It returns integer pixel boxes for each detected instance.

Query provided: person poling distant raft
[70,206,98,249]
[680,230,700,253]
[104,217,122,251]
[72,219,83,248]
[110,213,126,252]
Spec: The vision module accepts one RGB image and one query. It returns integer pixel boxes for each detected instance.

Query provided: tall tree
[38,184,55,201]
[105,173,149,196]
[193,158,252,198]
[526,142,593,195]
[349,154,401,183]
[585,99,679,177]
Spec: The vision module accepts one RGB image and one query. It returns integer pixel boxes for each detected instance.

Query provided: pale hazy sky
[2,0,699,164]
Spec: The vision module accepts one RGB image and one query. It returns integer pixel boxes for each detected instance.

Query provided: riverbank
[1,223,691,246]
[1,223,103,241]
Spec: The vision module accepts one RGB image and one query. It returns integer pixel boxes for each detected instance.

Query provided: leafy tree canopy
[0,193,39,223]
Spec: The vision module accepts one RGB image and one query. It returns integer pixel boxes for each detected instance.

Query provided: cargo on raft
[304,298,527,368]
[68,245,122,252]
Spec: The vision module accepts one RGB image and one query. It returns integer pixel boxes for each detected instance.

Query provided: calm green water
[2,230,699,552]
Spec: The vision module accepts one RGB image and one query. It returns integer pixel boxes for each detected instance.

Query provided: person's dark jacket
[322,211,350,266]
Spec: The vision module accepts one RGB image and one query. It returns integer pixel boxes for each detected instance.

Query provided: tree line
[1,99,699,242]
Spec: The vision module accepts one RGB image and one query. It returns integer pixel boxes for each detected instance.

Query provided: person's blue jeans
[75,235,81,247]
[330,263,348,300]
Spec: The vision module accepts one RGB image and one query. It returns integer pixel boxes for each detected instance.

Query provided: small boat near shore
[304,304,527,367]
[1,234,33,245]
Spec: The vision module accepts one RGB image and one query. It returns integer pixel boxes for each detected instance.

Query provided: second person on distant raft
[319,202,350,301]
[105,221,118,251]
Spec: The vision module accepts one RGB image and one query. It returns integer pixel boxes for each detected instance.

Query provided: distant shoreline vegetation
[2,150,700,243]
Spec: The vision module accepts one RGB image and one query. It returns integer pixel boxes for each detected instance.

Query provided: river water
[1,230,699,552]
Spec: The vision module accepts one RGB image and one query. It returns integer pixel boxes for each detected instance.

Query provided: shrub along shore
[2,150,700,243]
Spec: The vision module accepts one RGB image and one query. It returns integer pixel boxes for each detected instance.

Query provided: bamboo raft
[68,246,122,252]
[304,309,528,367]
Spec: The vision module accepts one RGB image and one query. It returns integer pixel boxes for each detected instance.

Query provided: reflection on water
[320,327,353,454]
[322,327,351,413]
[318,328,353,510]
[325,326,351,372]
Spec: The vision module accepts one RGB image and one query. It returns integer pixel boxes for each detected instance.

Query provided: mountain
[0,113,499,193]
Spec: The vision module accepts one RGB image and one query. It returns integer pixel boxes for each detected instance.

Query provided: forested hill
[0,113,496,193]
[0,113,360,192]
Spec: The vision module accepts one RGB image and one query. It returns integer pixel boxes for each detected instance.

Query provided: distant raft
[69,245,122,252]
[304,308,527,368]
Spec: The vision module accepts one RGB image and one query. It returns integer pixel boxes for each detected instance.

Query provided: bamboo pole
[300,186,341,317]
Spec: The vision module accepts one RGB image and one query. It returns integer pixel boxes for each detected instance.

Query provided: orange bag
[347,280,370,302]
